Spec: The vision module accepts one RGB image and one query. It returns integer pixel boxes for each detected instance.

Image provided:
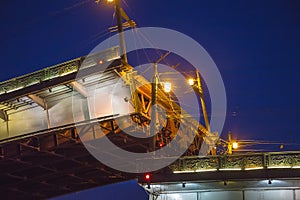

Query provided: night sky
[1,0,300,151]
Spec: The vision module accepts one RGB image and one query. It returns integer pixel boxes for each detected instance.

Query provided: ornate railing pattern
[0,59,80,95]
[0,46,119,95]
[171,152,300,172]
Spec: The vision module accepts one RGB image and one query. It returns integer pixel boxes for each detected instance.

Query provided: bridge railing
[0,46,119,95]
[171,152,300,173]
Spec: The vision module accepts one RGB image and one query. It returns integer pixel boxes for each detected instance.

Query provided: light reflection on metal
[173,170,195,174]
[219,168,242,171]
[195,169,218,172]
[267,166,291,169]
[244,167,264,170]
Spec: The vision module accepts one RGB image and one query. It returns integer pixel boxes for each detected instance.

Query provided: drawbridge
[1,42,300,200]
[0,46,215,199]
[2,1,298,199]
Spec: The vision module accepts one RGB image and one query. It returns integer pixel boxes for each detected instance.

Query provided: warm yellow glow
[232,142,239,149]
[163,82,171,93]
[219,168,242,171]
[244,167,264,170]
[188,78,195,86]
[268,166,291,169]
[173,170,195,174]
[107,0,114,2]
[195,169,218,172]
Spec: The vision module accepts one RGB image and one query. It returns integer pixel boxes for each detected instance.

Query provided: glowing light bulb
[232,142,239,149]
[188,78,195,86]
[163,82,171,93]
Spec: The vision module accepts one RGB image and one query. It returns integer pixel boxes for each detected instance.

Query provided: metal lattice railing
[0,59,80,95]
[171,152,300,173]
[0,46,120,96]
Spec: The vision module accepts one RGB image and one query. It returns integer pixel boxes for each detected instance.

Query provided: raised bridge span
[0,48,299,199]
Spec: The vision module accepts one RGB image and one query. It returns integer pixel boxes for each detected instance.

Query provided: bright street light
[162,82,171,93]
[232,142,239,149]
[188,78,195,86]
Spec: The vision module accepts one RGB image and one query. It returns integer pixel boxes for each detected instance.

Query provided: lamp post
[114,0,128,64]
[149,67,172,151]
[188,70,214,155]
[150,63,159,151]
[149,52,170,151]
[96,0,128,64]
[187,70,210,132]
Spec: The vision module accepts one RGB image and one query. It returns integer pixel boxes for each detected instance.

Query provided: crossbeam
[0,109,8,121]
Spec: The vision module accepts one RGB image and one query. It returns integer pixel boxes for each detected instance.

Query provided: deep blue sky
[1,0,300,150]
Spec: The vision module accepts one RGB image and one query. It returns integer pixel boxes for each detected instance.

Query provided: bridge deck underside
[2,124,300,199]
[0,122,147,199]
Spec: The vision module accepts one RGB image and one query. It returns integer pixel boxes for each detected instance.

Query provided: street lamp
[188,78,195,86]
[232,141,239,149]
[187,71,211,144]
[95,0,128,64]
[162,82,172,93]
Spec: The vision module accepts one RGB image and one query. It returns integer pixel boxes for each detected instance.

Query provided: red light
[145,173,151,181]
[159,143,164,147]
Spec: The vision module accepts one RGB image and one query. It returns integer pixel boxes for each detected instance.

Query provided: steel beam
[69,82,88,98]
[28,94,46,109]
[0,109,8,121]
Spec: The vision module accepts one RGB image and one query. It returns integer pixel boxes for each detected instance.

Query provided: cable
[51,0,92,16]
[131,29,141,68]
